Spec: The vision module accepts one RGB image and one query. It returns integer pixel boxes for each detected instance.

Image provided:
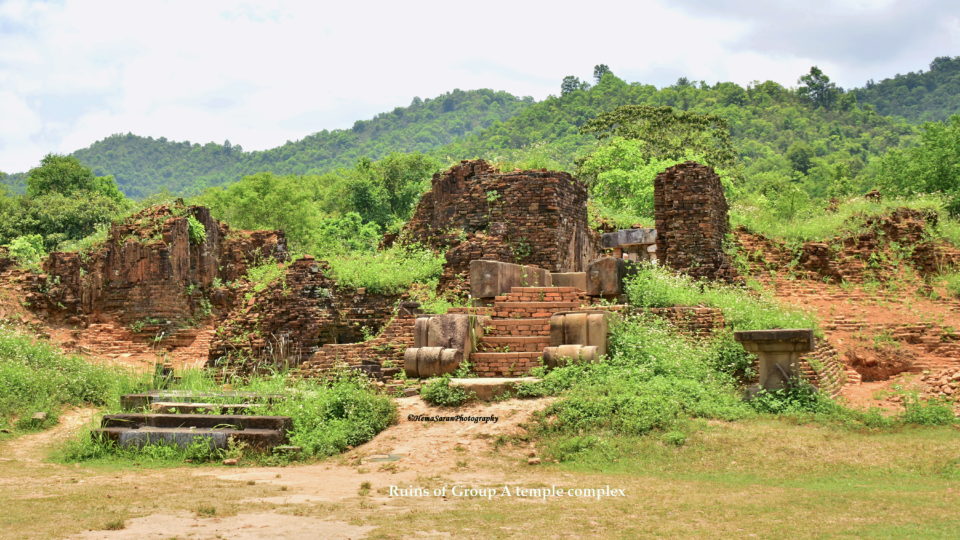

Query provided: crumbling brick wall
[297,314,417,379]
[207,256,405,370]
[654,162,737,282]
[28,203,287,326]
[643,306,725,337]
[401,160,600,291]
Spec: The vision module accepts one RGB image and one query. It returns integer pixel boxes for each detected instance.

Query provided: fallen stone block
[469,260,551,299]
[549,310,613,356]
[542,345,599,368]
[550,272,587,290]
[601,228,657,249]
[404,347,461,378]
[586,257,633,297]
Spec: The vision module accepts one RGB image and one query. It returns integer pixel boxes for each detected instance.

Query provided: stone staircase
[94,413,290,451]
[96,391,293,452]
[468,286,588,377]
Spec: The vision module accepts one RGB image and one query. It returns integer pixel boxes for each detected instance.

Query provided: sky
[0,0,958,173]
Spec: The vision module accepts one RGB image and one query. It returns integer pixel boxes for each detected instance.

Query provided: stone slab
[101,413,292,432]
[734,329,815,349]
[550,272,588,290]
[120,391,283,410]
[601,228,657,249]
[94,426,286,450]
[448,377,541,401]
[148,402,256,414]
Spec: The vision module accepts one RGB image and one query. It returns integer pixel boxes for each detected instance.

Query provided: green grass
[626,262,819,331]
[0,325,143,433]
[421,375,476,407]
[326,244,444,295]
[731,193,960,245]
[242,259,287,296]
[941,271,960,298]
[517,298,954,465]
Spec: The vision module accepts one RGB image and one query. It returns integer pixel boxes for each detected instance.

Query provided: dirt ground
[765,278,960,411]
[0,397,556,539]
[4,389,960,538]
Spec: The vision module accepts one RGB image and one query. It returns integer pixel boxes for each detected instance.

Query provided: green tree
[797,66,841,110]
[786,142,814,174]
[561,76,588,96]
[593,64,611,83]
[870,115,960,214]
[198,172,324,251]
[580,105,737,169]
[26,154,124,201]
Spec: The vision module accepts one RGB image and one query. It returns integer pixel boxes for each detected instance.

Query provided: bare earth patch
[4,392,960,538]
[3,407,97,463]
[69,512,373,539]
[198,396,553,503]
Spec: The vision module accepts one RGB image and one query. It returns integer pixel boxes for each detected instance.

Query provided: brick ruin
[28,203,286,327]
[654,161,738,282]
[736,206,960,283]
[13,159,857,392]
[20,202,402,372]
[207,257,406,370]
[400,160,601,292]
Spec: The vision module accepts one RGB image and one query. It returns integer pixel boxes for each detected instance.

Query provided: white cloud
[0,0,955,173]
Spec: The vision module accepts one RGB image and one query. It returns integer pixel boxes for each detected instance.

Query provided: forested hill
[854,56,960,122]
[69,89,532,198]
[9,58,959,199]
[442,72,915,200]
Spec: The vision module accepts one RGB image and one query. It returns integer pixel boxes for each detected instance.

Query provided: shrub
[57,222,110,253]
[6,234,47,269]
[731,193,960,244]
[941,271,960,298]
[327,244,444,295]
[187,215,206,245]
[243,260,286,297]
[267,375,397,457]
[748,381,838,415]
[901,395,957,426]
[531,316,749,439]
[420,376,475,407]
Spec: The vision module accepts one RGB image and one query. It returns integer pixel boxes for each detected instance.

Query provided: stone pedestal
[733,329,814,391]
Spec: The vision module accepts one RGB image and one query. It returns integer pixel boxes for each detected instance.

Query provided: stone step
[93,426,285,450]
[493,301,582,318]
[493,301,581,309]
[120,391,283,410]
[486,318,551,337]
[509,286,581,294]
[102,413,292,432]
[477,336,550,353]
[470,352,542,378]
[449,377,542,401]
[148,402,257,414]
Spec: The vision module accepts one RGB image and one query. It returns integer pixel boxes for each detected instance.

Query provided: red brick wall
[401,160,600,292]
[654,162,737,282]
